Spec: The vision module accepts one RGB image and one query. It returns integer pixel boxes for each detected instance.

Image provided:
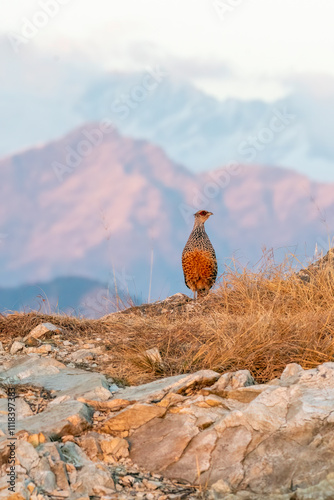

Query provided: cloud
[126,41,232,80]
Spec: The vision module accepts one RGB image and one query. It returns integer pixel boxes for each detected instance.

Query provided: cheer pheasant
[182,210,217,299]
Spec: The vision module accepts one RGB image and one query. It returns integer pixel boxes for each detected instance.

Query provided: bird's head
[194,210,213,225]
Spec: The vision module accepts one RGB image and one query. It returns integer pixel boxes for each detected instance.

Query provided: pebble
[121,475,136,486]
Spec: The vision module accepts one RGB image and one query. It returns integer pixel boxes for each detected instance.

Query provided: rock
[1,355,65,382]
[129,413,199,472]
[49,461,69,491]
[145,480,160,490]
[116,369,220,404]
[10,341,25,355]
[110,293,192,317]
[68,451,115,496]
[23,322,62,343]
[224,385,269,404]
[126,363,334,496]
[49,395,71,406]
[38,442,69,491]
[0,473,29,499]
[25,344,53,354]
[99,436,129,461]
[77,397,131,411]
[0,397,34,422]
[30,457,57,494]
[0,400,93,438]
[209,478,232,496]
[280,362,304,386]
[27,433,47,447]
[144,347,164,369]
[15,441,40,472]
[297,248,334,283]
[101,403,166,435]
[120,475,135,486]
[67,349,95,363]
[76,433,102,461]
[115,374,189,402]
[1,355,111,401]
[203,369,255,397]
[3,342,334,499]
[165,427,217,483]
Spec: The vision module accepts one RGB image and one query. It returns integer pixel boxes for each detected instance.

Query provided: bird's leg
[193,290,196,301]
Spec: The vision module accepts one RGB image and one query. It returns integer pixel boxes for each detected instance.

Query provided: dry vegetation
[1,251,334,385]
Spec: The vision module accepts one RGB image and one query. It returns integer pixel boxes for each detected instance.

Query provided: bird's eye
[199,211,207,215]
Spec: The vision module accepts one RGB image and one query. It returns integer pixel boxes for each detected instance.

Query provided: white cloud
[1,0,334,100]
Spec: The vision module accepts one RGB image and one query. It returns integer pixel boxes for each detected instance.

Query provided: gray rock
[116,369,220,403]
[0,397,34,423]
[0,473,29,499]
[0,400,93,438]
[15,440,40,472]
[72,463,115,496]
[60,441,92,467]
[1,355,110,401]
[67,349,95,363]
[115,374,187,402]
[60,442,115,496]
[30,456,57,493]
[1,355,64,382]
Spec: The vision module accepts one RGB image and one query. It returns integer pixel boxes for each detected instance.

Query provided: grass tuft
[1,251,334,385]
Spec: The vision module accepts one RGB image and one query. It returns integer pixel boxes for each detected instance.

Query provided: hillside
[1,252,334,498]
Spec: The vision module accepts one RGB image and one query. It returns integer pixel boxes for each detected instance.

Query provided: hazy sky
[2,0,334,101]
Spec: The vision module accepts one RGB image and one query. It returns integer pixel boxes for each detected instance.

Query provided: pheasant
[182,210,217,300]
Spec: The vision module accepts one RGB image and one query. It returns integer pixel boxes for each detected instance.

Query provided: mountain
[77,73,334,181]
[0,277,119,318]
[1,41,334,181]
[1,124,334,316]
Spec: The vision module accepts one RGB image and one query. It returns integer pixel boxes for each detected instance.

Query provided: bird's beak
[208,212,213,216]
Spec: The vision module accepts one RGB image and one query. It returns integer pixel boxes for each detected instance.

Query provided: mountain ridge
[1,124,334,309]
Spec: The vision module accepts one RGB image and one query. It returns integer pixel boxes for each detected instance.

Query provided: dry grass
[1,252,334,385]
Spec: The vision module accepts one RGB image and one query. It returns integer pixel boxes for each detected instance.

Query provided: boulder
[1,355,111,401]
[128,363,334,496]
[0,400,93,438]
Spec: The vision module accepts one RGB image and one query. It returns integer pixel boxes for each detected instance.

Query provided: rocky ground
[1,319,334,499]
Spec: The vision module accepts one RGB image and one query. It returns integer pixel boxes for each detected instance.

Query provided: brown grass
[1,252,334,385]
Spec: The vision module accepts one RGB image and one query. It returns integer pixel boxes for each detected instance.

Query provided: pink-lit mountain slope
[0,124,333,303]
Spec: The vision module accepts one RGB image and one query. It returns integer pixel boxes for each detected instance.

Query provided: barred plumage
[182,210,217,300]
